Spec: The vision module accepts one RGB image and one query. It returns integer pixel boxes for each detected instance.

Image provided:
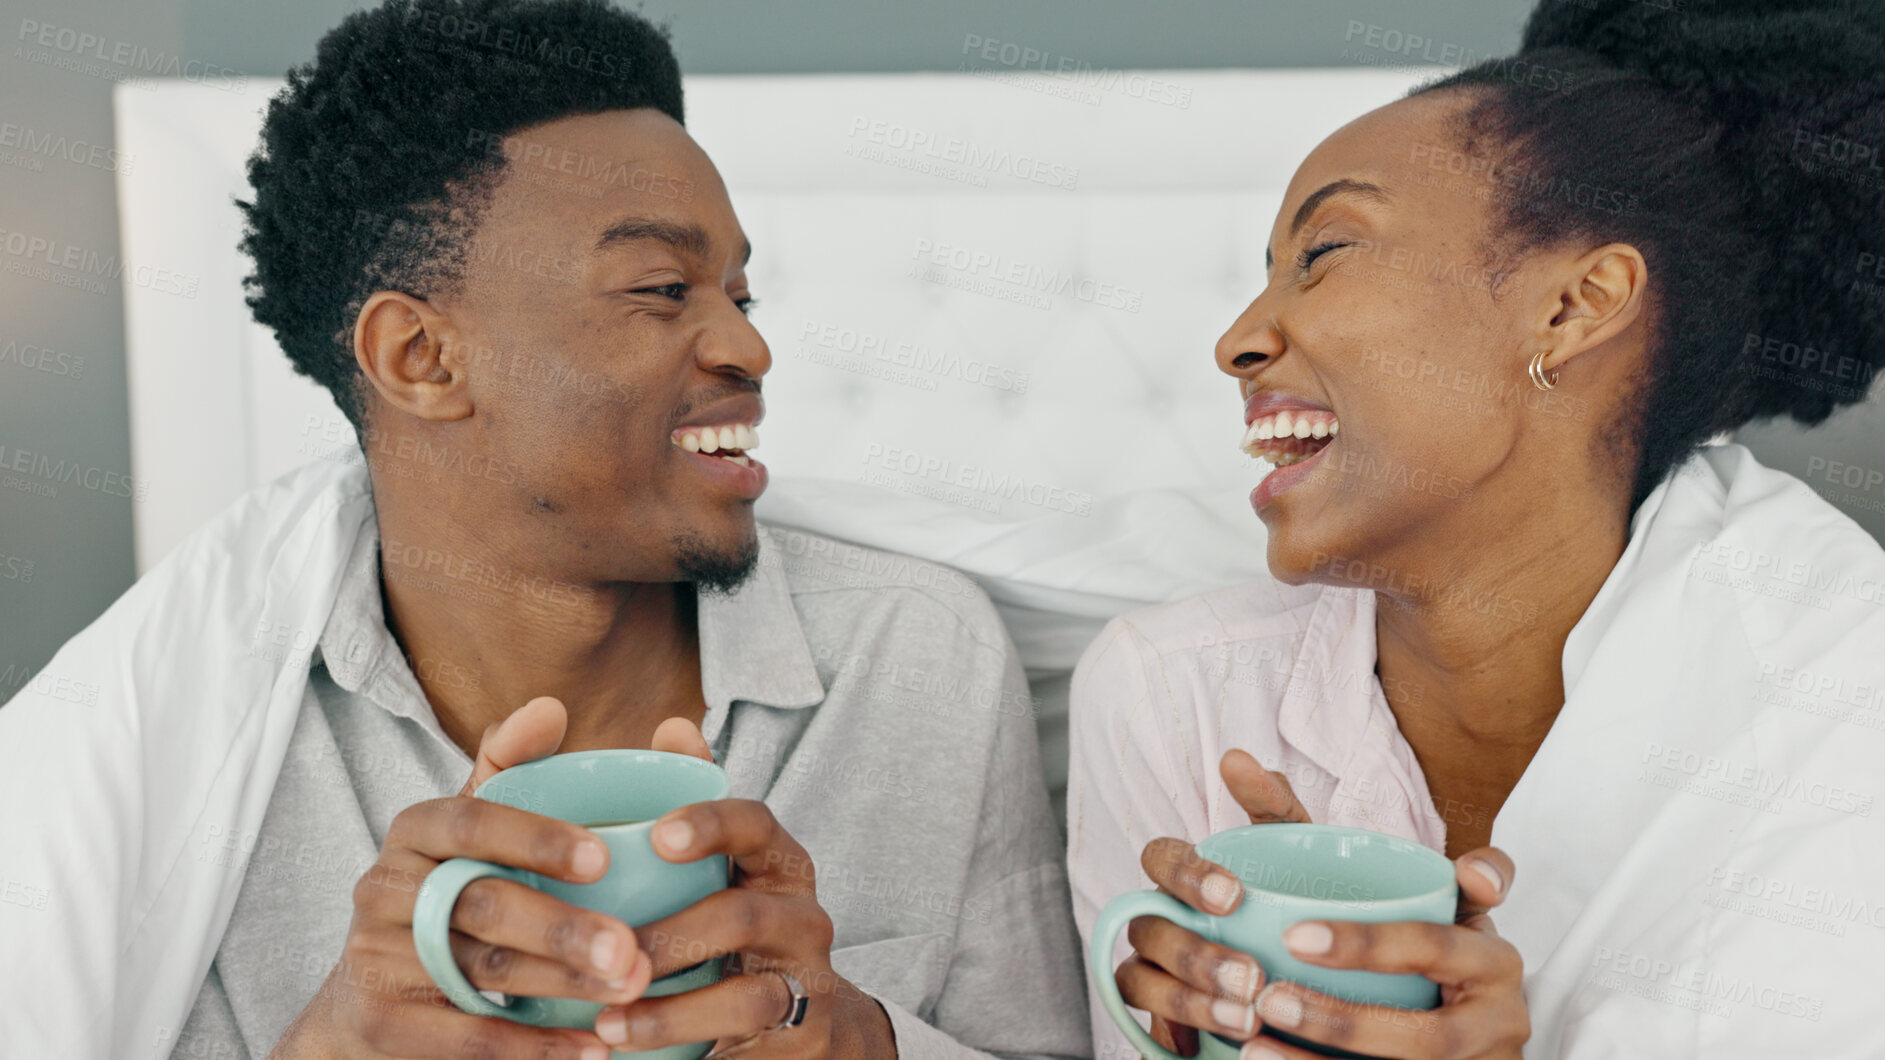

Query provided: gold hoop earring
[1528,350,1559,391]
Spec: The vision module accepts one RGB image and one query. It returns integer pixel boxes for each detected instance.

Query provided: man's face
[418,108,768,590]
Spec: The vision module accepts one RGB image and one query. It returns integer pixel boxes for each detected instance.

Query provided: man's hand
[588,719,896,1058]
[270,697,654,1059]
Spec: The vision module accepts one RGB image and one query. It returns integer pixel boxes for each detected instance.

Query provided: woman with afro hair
[1070,0,1885,1057]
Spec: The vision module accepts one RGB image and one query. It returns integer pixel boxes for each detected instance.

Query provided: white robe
[1068,444,1885,1058]
[1500,446,1885,1057]
[0,460,373,1059]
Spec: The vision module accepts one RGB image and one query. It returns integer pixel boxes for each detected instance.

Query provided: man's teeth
[1239,409,1338,464]
[673,423,759,462]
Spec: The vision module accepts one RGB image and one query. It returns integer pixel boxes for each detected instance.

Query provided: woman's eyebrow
[1265,179,1393,271]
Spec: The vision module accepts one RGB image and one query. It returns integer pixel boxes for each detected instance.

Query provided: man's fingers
[650,716,714,761]
[346,992,613,1060]
[390,798,609,886]
[1115,955,1262,1043]
[594,971,804,1052]
[1228,1033,1323,1059]
[447,877,643,981]
[1454,847,1515,921]
[459,696,569,795]
[1149,1015,1198,1056]
[1141,836,1244,915]
[634,889,830,979]
[1280,918,1523,985]
[1125,914,1264,1004]
[1221,748,1312,824]
[650,798,814,891]
[447,930,651,1005]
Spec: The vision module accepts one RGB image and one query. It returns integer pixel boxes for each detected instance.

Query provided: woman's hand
[1244,846,1527,1059]
[1116,751,1529,1059]
[271,697,653,1060]
[588,719,896,1058]
[1117,749,1315,1053]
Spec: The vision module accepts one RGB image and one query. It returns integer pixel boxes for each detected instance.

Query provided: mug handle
[413,857,535,1019]
[1089,890,1222,1060]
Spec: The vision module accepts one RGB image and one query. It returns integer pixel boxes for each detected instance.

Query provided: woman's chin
[1263,534,1331,587]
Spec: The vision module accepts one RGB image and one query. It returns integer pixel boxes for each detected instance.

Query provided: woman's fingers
[446,877,645,985]
[1254,979,1529,1060]
[1248,912,1530,1058]
[1126,914,1264,1005]
[1116,955,1263,1042]
[1281,918,1522,985]
[1141,836,1244,915]
[1221,749,1312,825]
[1254,979,1445,1059]
[1453,846,1516,921]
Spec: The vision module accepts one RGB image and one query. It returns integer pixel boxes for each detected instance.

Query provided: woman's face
[1217,90,1600,586]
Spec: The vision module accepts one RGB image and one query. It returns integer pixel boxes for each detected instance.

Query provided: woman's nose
[1215,299,1282,380]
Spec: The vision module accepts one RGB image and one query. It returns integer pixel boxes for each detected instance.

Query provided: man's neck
[374,522,707,759]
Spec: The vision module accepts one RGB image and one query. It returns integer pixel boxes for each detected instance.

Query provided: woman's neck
[1369,500,1630,852]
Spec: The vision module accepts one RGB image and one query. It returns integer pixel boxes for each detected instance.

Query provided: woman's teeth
[1239,409,1338,465]
[673,423,759,467]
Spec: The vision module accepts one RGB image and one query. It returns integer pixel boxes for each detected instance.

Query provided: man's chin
[673,526,761,596]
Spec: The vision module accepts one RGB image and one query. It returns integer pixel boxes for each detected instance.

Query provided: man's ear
[1530,242,1649,379]
[353,290,473,422]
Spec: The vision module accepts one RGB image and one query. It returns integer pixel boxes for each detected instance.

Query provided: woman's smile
[1240,390,1340,510]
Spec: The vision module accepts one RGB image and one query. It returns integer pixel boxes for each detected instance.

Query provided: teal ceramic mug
[1089,823,1457,1060]
[413,749,733,1060]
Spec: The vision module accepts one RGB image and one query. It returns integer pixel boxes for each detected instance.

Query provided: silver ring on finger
[767,969,810,1031]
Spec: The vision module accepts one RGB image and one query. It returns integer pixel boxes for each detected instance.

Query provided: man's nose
[700,297,772,381]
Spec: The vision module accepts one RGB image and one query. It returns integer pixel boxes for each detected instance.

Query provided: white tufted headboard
[114,68,1436,809]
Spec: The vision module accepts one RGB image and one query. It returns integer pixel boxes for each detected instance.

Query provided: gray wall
[3,0,1880,693]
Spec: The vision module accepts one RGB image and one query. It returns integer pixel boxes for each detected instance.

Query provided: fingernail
[1212,998,1257,1035]
[1214,958,1262,1003]
[595,1010,626,1045]
[573,839,607,878]
[1466,858,1505,895]
[1257,984,1302,1029]
[1200,872,1242,914]
[590,931,619,975]
[1284,921,1333,956]
[1241,1043,1286,1060]
[582,1046,610,1060]
[653,818,694,855]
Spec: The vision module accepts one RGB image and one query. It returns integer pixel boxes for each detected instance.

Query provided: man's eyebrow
[1265,179,1393,272]
[594,216,752,265]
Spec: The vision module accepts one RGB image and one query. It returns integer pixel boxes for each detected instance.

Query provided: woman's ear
[1532,242,1650,378]
[353,290,474,423]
